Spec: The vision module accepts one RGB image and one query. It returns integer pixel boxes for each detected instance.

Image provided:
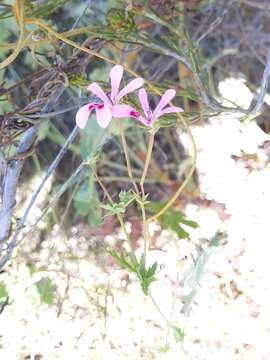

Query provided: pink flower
[76,65,144,129]
[136,88,183,127]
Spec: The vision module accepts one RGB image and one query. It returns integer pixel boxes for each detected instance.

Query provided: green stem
[100,159,142,175]
[138,200,148,261]
[32,153,42,174]
[117,120,139,194]
[149,290,172,336]
[98,176,166,184]
[140,130,155,196]
[149,290,179,349]
[147,116,197,223]
[92,167,134,254]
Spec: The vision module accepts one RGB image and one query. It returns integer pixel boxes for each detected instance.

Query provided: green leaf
[106,7,137,35]
[80,115,110,160]
[109,250,135,272]
[181,289,198,315]
[146,262,158,278]
[135,255,158,296]
[0,282,8,299]
[36,278,56,305]
[87,207,102,228]
[73,175,102,227]
[185,233,221,288]
[137,254,146,276]
[101,190,135,216]
[181,233,223,315]
[100,202,126,214]
[173,326,185,343]
[147,202,198,239]
[109,251,158,295]
[25,0,73,18]
[157,345,170,353]
[118,190,135,206]
[74,201,90,216]
[37,120,50,142]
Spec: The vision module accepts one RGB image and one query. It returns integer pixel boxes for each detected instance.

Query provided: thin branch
[140,130,155,197]
[60,0,92,49]
[251,50,270,116]
[0,126,37,251]
[195,10,228,44]
[117,120,139,194]
[22,157,88,239]
[14,128,110,246]
[0,126,79,269]
[22,105,79,119]
[238,0,270,10]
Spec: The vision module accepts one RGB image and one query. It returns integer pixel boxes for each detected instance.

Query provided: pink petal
[138,116,152,127]
[76,103,94,129]
[138,88,151,118]
[153,89,176,118]
[157,106,184,117]
[112,104,140,119]
[88,82,111,105]
[95,103,112,128]
[117,77,144,102]
[110,65,123,103]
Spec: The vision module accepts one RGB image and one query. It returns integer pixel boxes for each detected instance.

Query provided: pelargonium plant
[74,64,197,343]
[76,64,183,129]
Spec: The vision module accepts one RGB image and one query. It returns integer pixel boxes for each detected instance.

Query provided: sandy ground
[0,78,270,359]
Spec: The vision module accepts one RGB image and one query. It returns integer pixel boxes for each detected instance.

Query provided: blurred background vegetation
[0,0,270,358]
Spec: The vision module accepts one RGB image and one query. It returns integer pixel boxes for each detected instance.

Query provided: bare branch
[0,126,79,269]
[251,50,270,116]
[0,126,37,250]
[238,0,270,10]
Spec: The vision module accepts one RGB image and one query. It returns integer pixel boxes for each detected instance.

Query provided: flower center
[88,103,105,111]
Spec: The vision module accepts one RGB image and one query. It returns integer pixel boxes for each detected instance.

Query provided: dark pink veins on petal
[130,110,140,118]
[88,104,95,110]
[88,103,104,111]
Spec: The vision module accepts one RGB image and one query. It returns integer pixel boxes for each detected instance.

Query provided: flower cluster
[76,65,183,129]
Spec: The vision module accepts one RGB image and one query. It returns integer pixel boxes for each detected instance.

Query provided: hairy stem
[138,200,149,261]
[117,120,139,194]
[140,130,155,197]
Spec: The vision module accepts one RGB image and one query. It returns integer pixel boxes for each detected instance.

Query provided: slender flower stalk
[76,65,143,129]
[140,130,155,197]
[137,89,183,194]
[117,119,139,194]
